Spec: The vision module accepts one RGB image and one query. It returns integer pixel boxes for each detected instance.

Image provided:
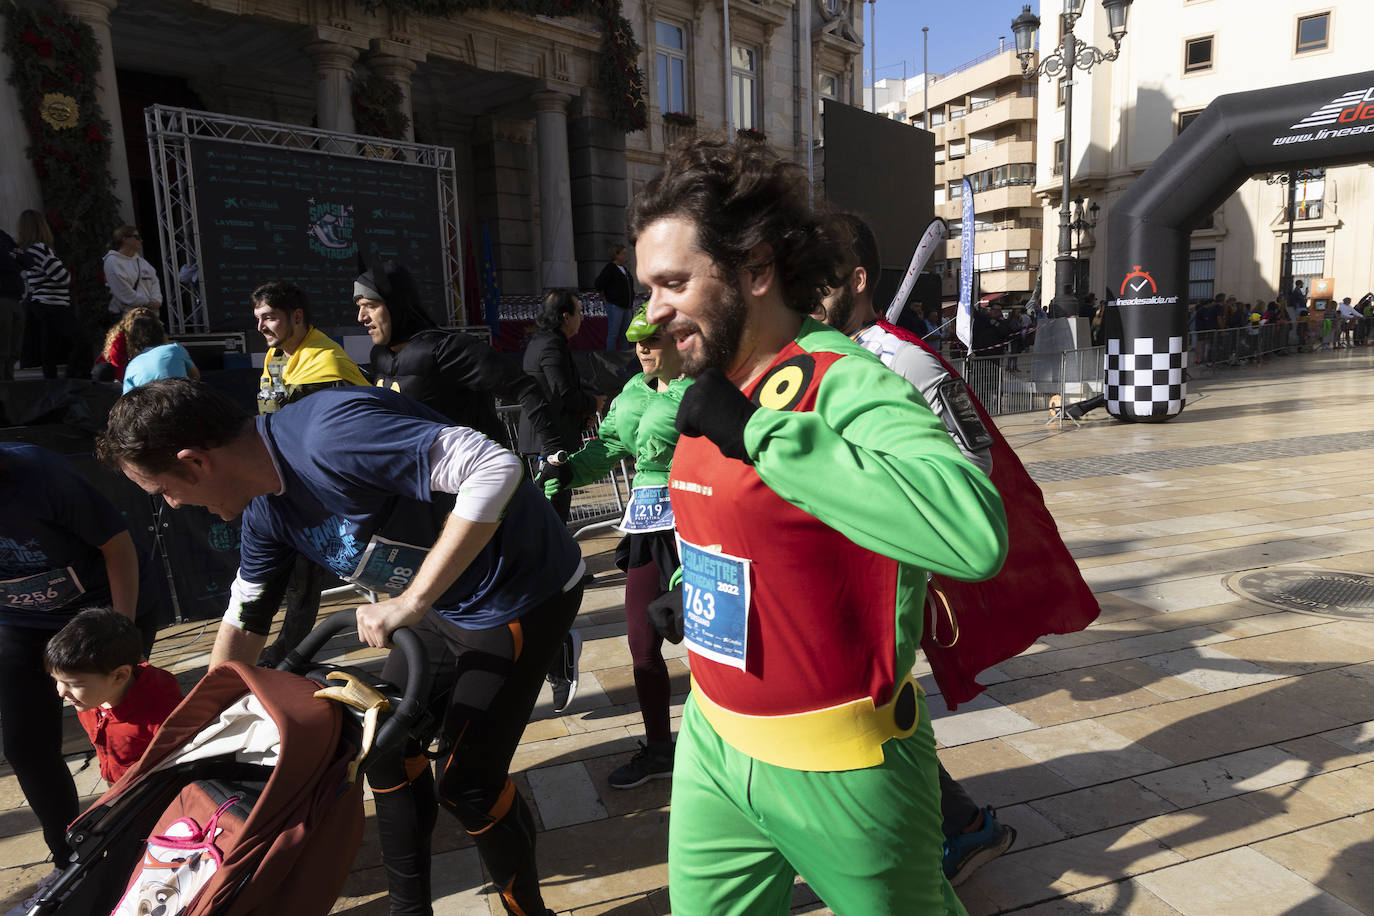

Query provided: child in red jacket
[44,607,182,784]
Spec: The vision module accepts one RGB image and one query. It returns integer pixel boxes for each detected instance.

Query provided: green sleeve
[565,378,641,488]
[742,352,1007,581]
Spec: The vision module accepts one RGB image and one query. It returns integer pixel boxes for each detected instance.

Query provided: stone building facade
[0,0,865,313]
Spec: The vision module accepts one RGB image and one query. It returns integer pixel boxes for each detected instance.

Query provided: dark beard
[682,280,749,377]
[822,283,856,333]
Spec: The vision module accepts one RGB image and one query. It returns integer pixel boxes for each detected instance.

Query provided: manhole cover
[1225,568,1374,619]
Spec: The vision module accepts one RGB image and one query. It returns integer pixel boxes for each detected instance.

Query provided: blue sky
[863,0,1044,86]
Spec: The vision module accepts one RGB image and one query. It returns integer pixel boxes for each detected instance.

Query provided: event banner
[955,178,974,350]
[188,139,448,337]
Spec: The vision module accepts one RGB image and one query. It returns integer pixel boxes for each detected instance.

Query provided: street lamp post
[1012,0,1132,321]
[1070,197,1100,295]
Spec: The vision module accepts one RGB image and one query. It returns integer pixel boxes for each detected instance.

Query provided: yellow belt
[691,673,922,772]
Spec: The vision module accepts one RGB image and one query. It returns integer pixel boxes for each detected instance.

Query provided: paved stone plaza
[5,348,1374,914]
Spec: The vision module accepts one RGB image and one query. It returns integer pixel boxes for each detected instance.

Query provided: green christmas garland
[353,72,412,140]
[364,0,647,132]
[3,1,120,328]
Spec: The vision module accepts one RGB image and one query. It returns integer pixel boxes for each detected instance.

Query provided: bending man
[99,379,584,916]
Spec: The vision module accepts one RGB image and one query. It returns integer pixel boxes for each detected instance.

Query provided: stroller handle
[280,609,429,758]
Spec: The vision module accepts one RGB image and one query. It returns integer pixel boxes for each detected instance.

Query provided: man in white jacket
[103,226,162,316]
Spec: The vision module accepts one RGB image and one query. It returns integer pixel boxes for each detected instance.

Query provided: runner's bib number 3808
[618,485,675,533]
[676,537,752,671]
[349,536,430,594]
[0,567,85,611]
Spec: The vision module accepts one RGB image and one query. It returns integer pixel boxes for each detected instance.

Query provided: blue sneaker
[942,806,1016,887]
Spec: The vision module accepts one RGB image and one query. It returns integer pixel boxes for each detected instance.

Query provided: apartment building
[907,47,1043,302]
[1032,1,1374,306]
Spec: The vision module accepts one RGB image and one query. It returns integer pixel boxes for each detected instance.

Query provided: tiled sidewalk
[5,347,1374,914]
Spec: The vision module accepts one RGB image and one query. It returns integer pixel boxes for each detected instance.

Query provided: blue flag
[480,219,501,335]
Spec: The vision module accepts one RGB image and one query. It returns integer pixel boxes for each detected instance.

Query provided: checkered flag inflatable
[1105,335,1187,420]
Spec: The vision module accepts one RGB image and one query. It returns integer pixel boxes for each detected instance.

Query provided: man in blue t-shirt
[99,379,585,916]
[0,443,141,890]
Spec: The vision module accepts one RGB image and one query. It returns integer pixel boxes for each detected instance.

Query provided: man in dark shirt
[1194,293,1223,364]
[594,244,635,351]
[1,444,140,891]
[1287,279,1307,317]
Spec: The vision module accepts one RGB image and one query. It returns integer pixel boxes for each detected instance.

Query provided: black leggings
[0,624,78,866]
[369,585,582,916]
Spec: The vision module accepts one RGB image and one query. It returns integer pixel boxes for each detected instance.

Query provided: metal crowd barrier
[496,404,632,539]
[952,345,1106,428]
[950,321,1305,429]
[1189,323,1293,367]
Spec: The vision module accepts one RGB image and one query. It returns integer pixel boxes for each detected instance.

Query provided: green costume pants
[668,693,967,916]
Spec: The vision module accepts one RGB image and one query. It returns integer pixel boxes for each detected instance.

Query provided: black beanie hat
[354,258,435,346]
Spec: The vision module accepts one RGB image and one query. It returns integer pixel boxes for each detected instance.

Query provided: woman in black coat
[519,289,598,713]
[519,290,600,520]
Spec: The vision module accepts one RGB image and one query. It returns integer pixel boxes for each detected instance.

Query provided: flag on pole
[480,219,501,336]
[955,178,975,350]
[885,218,949,324]
[463,227,482,326]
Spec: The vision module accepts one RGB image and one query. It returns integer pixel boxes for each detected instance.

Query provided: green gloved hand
[536,456,574,499]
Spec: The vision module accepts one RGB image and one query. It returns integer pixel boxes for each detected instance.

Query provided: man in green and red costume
[632,139,1007,915]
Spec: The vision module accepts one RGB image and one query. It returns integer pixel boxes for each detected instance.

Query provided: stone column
[0,14,43,223]
[569,89,627,289]
[62,0,133,222]
[474,116,534,295]
[368,40,422,143]
[303,30,363,137]
[532,90,577,290]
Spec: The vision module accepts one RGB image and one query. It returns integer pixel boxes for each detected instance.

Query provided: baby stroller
[22,610,427,916]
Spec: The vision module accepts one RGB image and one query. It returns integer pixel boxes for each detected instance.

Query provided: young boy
[44,608,183,784]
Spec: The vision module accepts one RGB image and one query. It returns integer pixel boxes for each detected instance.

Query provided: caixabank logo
[1116,266,1178,305]
[1275,86,1374,146]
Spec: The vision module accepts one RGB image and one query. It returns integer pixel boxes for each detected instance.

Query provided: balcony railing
[929,43,1030,85]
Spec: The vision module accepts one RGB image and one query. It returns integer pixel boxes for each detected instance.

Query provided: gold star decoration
[39,92,80,130]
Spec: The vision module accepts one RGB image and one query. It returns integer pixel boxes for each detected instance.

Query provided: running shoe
[549,629,582,714]
[608,741,674,789]
[943,806,1016,887]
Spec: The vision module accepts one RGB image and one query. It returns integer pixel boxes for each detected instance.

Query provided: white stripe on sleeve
[428,426,523,523]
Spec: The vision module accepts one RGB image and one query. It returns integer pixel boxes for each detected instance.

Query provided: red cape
[877,320,1100,710]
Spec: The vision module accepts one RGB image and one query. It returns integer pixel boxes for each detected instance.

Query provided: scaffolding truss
[145,105,463,334]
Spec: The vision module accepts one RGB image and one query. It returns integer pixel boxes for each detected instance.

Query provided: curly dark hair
[628,135,846,315]
[123,307,168,357]
[97,377,251,474]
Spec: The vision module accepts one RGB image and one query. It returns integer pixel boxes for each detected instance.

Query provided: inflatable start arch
[1105,69,1374,421]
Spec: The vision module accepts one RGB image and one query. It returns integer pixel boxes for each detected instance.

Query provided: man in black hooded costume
[354,259,561,456]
